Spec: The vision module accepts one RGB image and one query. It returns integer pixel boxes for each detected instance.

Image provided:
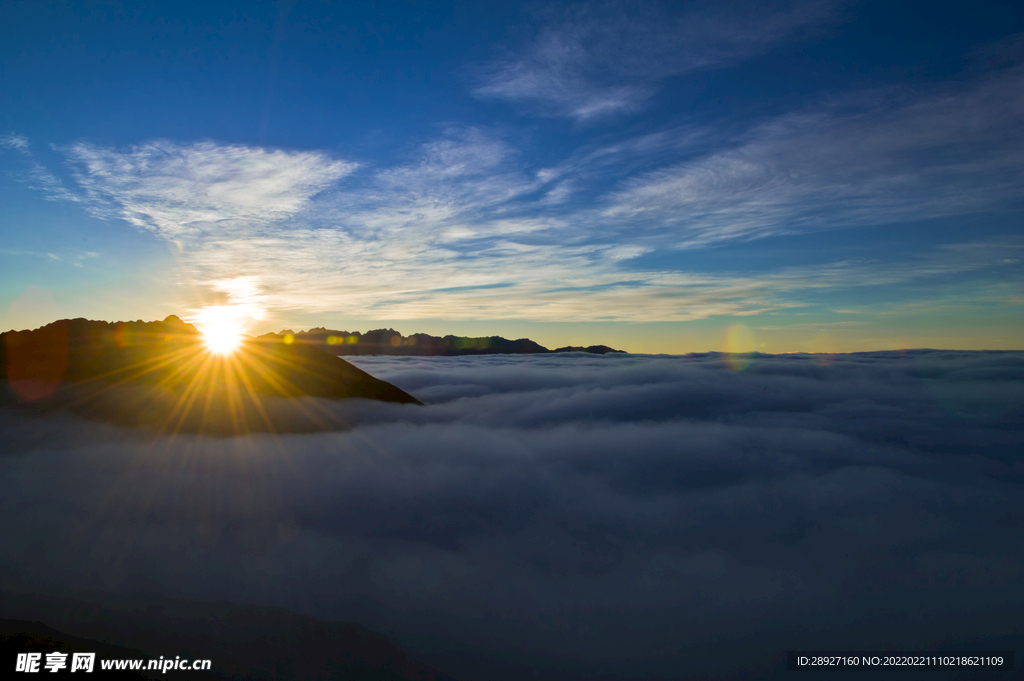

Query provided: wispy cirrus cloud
[0,133,81,203]
[64,140,358,237]
[0,133,30,153]
[338,128,544,242]
[601,66,1024,245]
[473,0,846,121]
[182,222,1024,323]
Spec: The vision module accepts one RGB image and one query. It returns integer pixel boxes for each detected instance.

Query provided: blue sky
[1,0,1022,352]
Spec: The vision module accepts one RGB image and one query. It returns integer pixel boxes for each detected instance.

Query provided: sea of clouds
[1,351,1023,680]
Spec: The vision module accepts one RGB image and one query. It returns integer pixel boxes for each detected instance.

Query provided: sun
[203,322,241,355]
[195,306,244,355]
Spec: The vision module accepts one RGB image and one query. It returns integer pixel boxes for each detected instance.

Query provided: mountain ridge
[267,327,626,356]
[1,318,627,357]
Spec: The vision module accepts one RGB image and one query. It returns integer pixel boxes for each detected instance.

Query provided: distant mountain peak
[272,327,626,356]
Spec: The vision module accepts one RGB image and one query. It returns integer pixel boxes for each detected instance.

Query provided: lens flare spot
[723,323,756,371]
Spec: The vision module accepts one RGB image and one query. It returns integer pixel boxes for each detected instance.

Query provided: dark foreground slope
[1,620,149,679]
[1,591,457,680]
[275,327,625,356]
[0,317,419,434]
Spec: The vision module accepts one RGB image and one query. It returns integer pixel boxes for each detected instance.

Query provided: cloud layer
[2,351,1022,679]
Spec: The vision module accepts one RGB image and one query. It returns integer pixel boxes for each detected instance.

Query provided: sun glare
[195,306,244,355]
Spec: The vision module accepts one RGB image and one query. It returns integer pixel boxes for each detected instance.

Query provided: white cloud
[0,132,30,152]
[64,140,357,237]
[0,133,80,202]
[342,128,542,241]
[179,223,1023,323]
[602,67,1024,244]
[51,131,1024,322]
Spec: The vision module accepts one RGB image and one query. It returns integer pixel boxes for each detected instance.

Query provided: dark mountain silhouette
[1,619,149,679]
[1,590,458,680]
[0,317,419,434]
[270,327,626,356]
[552,345,622,354]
